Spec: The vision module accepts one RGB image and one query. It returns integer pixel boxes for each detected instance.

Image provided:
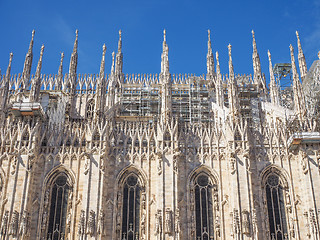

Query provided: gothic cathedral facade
[0,29,320,240]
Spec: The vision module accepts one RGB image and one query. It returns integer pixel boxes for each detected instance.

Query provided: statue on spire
[268,50,280,106]
[22,30,35,91]
[206,30,215,80]
[296,31,308,81]
[30,45,45,102]
[290,44,306,120]
[161,29,170,76]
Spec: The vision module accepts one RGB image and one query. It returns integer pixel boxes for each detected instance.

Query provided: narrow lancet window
[47,174,71,240]
[265,173,288,240]
[121,174,141,240]
[194,174,214,240]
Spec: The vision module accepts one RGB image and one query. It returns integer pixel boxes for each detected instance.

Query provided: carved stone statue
[155,210,162,235]
[165,208,172,235]
[9,210,19,237]
[87,210,95,236]
[97,210,105,236]
[0,211,9,236]
[78,210,85,239]
[242,210,250,235]
[175,209,180,235]
[19,211,30,237]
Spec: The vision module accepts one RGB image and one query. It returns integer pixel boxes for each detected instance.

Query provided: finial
[216,51,219,62]
[208,30,211,40]
[228,44,232,56]
[251,30,255,38]
[76,29,79,37]
[296,30,300,39]
[119,30,122,39]
[289,44,294,54]
[163,29,166,42]
[267,49,271,59]
[117,30,122,53]
[103,43,106,53]
[60,52,64,61]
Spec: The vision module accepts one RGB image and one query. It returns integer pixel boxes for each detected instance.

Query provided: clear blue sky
[0,0,319,81]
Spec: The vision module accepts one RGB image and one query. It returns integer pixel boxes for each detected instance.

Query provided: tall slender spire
[215,51,224,107]
[296,31,308,81]
[22,30,35,90]
[290,44,305,119]
[57,52,64,90]
[160,29,172,124]
[161,29,170,76]
[115,30,123,79]
[206,30,215,79]
[68,30,78,94]
[107,51,116,109]
[1,53,13,109]
[30,45,44,102]
[99,44,107,80]
[268,50,280,105]
[228,44,239,118]
[252,30,266,93]
[95,44,107,117]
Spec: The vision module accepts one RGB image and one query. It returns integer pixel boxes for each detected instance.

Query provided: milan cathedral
[0,28,320,240]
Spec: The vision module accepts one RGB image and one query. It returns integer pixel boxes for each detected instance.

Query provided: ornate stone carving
[174,209,180,236]
[229,153,236,175]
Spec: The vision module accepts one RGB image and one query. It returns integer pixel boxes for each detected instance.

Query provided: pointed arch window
[265,173,288,240]
[46,173,72,240]
[86,100,95,119]
[119,174,142,240]
[192,173,216,240]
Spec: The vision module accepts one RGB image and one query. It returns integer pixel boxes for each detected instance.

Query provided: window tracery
[86,100,95,119]
[190,172,217,240]
[116,172,146,240]
[264,173,289,240]
[44,172,72,240]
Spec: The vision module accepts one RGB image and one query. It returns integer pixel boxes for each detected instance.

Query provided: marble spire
[22,30,35,90]
[296,31,307,81]
[228,44,239,118]
[268,50,280,106]
[115,30,123,77]
[57,52,64,90]
[206,30,215,79]
[215,51,224,107]
[68,30,78,94]
[290,44,305,119]
[30,45,44,102]
[95,44,107,117]
[161,29,170,76]
[99,44,107,80]
[252,30,266,93]
[1,53,13,109]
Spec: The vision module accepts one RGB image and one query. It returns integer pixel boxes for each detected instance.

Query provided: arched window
[265,173,288,239]
[120,174,141,240]
[86,100,95,119]
[191,173,216,240]
[46,173,72,240]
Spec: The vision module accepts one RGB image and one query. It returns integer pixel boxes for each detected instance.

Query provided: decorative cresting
[39,168,74,240]
[261,166,293,240]
[115,167,147,240]
[188,168,220,240]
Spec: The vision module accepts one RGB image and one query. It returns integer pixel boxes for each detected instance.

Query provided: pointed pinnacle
[73,30,78,53]
[111,51,115,73]
[58,52,64,76]
[216,51,220,65]
[28,30,35,53]
[6,53,13,77]
[163,29,166,42]
[228,44,232,58]
[118,30,122,52]
[208,30,211,41]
